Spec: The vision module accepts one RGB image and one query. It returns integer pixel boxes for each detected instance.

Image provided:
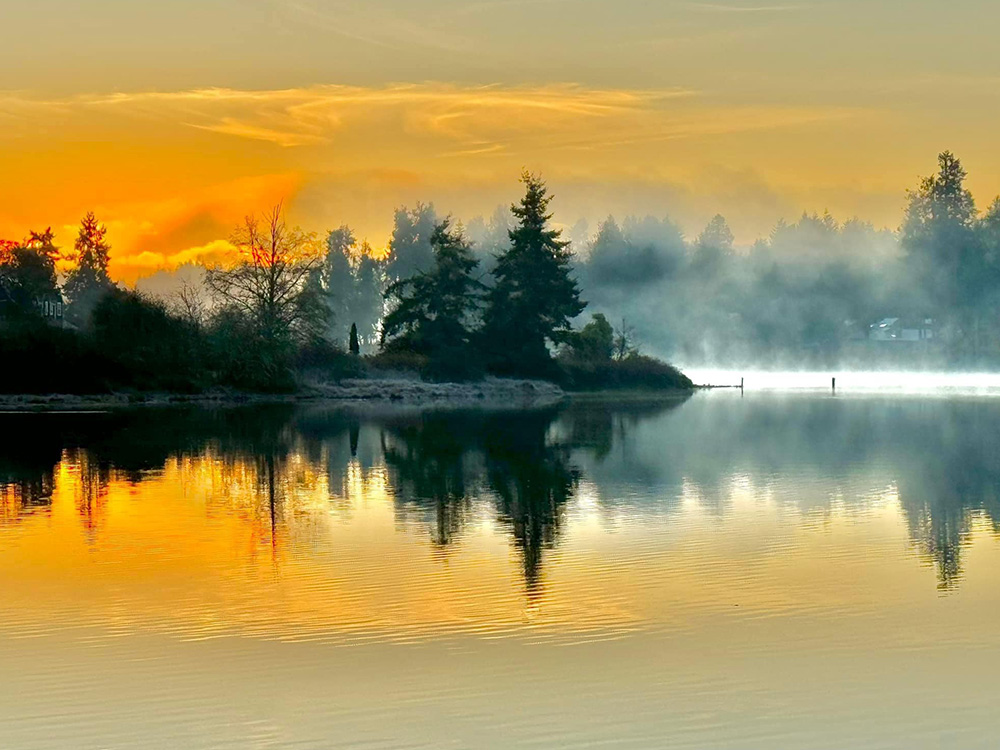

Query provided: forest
[0,173,688,394]
[1,150,997,394]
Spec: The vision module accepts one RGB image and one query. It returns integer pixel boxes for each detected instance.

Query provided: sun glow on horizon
[1,78,999,284]
[4,0,1000,282]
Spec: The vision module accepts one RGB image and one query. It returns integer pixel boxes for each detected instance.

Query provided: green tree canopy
[566,313,614,362]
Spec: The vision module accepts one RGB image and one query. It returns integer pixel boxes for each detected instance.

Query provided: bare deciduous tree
[206,204,322,343]
[613,317,638,361]
[171,281,207,327]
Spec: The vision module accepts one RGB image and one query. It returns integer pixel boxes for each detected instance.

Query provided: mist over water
[683,368,1000,393]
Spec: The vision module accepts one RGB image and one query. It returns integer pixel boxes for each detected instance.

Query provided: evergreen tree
[481,172,585,375]
[382,219,484,376]
[691,214,734,274]
[697,214,735,252]
[349,323,360,355]
[902,151,980,314]
[64,212,114,322]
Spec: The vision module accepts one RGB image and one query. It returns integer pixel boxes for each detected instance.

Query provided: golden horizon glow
[4,0,1000,282]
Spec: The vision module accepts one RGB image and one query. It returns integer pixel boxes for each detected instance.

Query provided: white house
[869,317,935,342]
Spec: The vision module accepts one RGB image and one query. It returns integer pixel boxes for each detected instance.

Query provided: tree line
[4,151,994,394]
[0,173,689,393]
[576,151,1000,366]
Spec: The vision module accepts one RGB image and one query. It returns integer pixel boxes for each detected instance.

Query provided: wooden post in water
[740,377,744,392]
[832,377,836,392]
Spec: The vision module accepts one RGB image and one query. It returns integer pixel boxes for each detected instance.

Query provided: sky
[2,0,1000,281]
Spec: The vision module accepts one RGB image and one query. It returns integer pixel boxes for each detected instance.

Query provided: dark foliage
[382,219,485,380]
[90,289,207,391]
[349,323,360,355]
[64,212,114,326]
[558,353,694,391]
[480,172,585,376]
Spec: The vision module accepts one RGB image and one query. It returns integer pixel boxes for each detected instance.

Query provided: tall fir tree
[902,151,980,314]
[481,172,585,375]
[349,322,360,355]
[64,212,113,322]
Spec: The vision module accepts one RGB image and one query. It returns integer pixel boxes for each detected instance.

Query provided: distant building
[0,287,67,326]
[36,295,65,324]
[869,317,935,342]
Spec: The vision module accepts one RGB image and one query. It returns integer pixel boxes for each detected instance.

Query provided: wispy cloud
[274,0,476,54]
[682,2,801,12]
[0,83,869,167]
[0,82,883,277]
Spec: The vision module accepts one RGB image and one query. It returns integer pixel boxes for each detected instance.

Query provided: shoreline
[0,378,700,412]
[0,378,568,412]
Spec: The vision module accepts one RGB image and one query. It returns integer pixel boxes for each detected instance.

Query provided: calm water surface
[2,391,1000,748]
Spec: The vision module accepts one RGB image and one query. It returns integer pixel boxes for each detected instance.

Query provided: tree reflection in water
[1,394,1000,591]
[382,407,584,591]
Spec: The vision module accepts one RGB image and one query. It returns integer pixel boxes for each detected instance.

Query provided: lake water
[2,390,1000,748]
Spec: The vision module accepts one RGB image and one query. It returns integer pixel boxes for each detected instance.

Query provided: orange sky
[3,1,1000,282]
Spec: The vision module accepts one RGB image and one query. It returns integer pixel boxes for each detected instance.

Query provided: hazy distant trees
[385,203,437,281]
[320,225,385,350]
[692,214,734,272]
[322,226,358,331]
[480,172,585,375]
[897,150,1000,356]
[583,214,682,287]
[466,204,514,275]
[902,151,979,312]
[576,204,906,364]
[567,151,1000,366]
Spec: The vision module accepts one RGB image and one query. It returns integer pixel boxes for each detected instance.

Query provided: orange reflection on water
[3,437,1000,649]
